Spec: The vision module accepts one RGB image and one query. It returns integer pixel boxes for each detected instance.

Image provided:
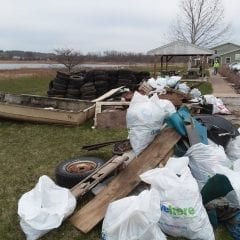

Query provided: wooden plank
[96,110,126,128]
[70,128,180,233]
[91,86,124,102]
[94,101,129,128]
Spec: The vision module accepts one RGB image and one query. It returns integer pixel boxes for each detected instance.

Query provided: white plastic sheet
[140,157,214,240]
[102,189,166,240]
[126,92,174,156]
[186,143,232,189]
[18,175,76,240]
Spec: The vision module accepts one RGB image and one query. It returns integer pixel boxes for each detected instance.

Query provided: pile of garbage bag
[103,85,240,239]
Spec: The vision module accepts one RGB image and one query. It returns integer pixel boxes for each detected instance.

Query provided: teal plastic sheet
[167,106,208,145]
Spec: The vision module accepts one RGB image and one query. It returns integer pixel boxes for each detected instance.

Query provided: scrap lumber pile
[70,128,180,233]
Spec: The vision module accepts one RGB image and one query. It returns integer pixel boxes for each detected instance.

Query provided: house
[210,43,240,64]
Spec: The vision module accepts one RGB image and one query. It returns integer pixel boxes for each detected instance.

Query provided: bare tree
[169,0,231,47]
[54,48,83,73]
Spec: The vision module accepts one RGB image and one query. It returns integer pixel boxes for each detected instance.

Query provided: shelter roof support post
[160,56,163,75]
[165,56,168,72]
[153,55,157,79]
[202,55,206,79]
[166,56,174,73]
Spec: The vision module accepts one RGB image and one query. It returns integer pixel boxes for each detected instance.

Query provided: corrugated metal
[147,40,214,56]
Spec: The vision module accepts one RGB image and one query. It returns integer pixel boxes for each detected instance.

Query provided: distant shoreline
[0,60,151,65]
[0,60,57,64]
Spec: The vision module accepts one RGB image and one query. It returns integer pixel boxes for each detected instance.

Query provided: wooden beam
[160,56,163,73]
[91,86,124,102]
[153,55,157,78]
[70,128,180,233]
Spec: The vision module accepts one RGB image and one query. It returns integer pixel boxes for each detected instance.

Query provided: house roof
[147,40,214,56]
[210,42,240,50]
[217,48,240,56]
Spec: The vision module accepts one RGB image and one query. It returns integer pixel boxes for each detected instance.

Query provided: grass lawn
[0,68,233,240]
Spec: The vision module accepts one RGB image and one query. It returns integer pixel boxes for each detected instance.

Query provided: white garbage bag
[185,143,232,189]
[150,94,176,118]
[233,159,240,172]
[147,77,159,89]
[126,92,168,156]
[140,157,214,240]
[203,95,230,114]
[226,135,240,162]
[177,83,190,94]
[167,76,181,88]
[155,77,167,88]
[18,175,76,240]
[101,189,166,240]
[190,88,202,98]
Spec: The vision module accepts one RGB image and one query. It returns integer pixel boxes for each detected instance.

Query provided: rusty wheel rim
[66,161,97,173]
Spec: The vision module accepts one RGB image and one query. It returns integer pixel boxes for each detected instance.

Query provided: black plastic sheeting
[194,114,240,148]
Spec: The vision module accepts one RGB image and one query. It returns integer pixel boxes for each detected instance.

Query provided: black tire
[51,88,66,95]
[82,82,95,88]
[53,82,67,90]
[55,77,69,85]
[66,88,80,95]
[55,156,105,188]
[93,75,108,81]
[80,86,96,93]
[94,80,109,87]
[56,71,70,79]
[65,94,80,99]
[80,95,97,100]
[69,76,85,87]
[49,80,54,89]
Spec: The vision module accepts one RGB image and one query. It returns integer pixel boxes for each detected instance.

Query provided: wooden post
[166,55,168,72]
[153,55,157,78]
[160,55,163,74]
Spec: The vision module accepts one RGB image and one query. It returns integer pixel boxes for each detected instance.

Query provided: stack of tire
[117,69,139,91]
[47,70,150,100]
[47,71,70,98]
[66,74,86,99]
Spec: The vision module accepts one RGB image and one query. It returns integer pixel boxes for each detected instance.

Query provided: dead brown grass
[0,68,56,80]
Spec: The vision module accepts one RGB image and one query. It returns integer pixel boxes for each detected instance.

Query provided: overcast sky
[0,0,239,54]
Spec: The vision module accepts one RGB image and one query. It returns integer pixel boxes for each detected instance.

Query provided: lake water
[0,63,130,70]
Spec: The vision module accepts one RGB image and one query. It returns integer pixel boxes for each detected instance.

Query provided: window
[225,57,231,63]
[235,54,240,61]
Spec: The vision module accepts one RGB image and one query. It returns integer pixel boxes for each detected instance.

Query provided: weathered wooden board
[70,128,180,233]
[94,101,129,128]
[96,110,127,128]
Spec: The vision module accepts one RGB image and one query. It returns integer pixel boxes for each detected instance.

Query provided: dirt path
[209,68,238,97]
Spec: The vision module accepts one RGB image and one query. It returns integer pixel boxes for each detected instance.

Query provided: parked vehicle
[229,62,240,72]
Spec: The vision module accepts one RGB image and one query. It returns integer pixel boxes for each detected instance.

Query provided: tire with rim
[55,156,105,188]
